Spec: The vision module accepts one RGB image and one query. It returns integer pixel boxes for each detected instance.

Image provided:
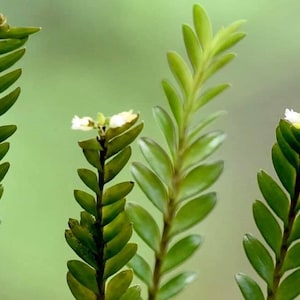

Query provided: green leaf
[119,285,142,300]
[0,48,25,72]
[257,170,289,226]
[171,193,217,235]
[131,162,168,213]
[104,243,137,279]
[276,269,300,300]
[77,168,100,195]
[280,242,300,273]
[103,212,128,242]
[104,147,131,183]
[272,143,295,197]
[213,32,246,56]
[194,83,230,111]
[106,270,133,300]
[161,80,183,127]
[193,4,212,49]
[243,233,274,288]
[0,142,9,160]
[80,211,95,231]
[288,214,300,244]
[0,162,9,182]
[182,24,202,72]
[153,106,177,158]
[0,69,22,93]
[67,260,98,294]
[102,181,134,206]
[0,125,17,142]
[182,131,226,170]
[178,161,224,201]
[279,119,300,153]
[126,203,160,254]
[67,272,96,300]
[252,200,282,259]
[235,273,264,300]
[0,38,27,54]
[74,190,97,217]
[167,51,192,98]
[0,88,20,116]
[138,137,173,185]
[102,198,125,226]
[106,123,143,159]
[0,185,3,200]
[157,272,197,300]
[0,26,41,38]
[162,235,202,273]
[82,149,101,170]
[127,253,152,288]
[78,138,102,151]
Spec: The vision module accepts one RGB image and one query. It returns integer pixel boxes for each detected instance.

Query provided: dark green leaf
[167,51,192,98]
[80,211,95,231]
[288,214,300,244]
[127,253,152,288]
[0,162,9,181]
[104,147,131,183]
[279,119,300,153]
[0,38,27,54]
[162,235,202,273]
[131,162,168,213]
[0,69,21,93]
[243,233,274,288]
[138,137,173,185]
[0,87,20,116]
[235,273,264,300]
[0,125,17,142]
[126,203,160,253]
[106,270,133,300]
[253,200,282,259]
[102,198,125,226]
[0,48,25,72]
[103,243,137,279]
[276,269,300,300]
[0,26,41,38]
[280,242,300,273]
[67,260,98,294]
[82,149,101,170]
[272,143,295,197]
[103,212,128,243]
[77,168,100,195]
[78,138,101,151]
[171,193,217,235]
[257,170,289,226]
[178,161,223,201]
[119,285,142,300]
[67,272,96,300]
[0,142,9,160]
[157,272,197,300]
[74,190,97,217]
[0,185,3,200]
[102,181,134,206]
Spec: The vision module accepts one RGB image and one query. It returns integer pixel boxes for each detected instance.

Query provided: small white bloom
[109,110,137,128]
[71,115,94,131]
[284,109,300,128]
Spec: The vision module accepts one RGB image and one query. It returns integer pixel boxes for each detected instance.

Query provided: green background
[0,0,300,299]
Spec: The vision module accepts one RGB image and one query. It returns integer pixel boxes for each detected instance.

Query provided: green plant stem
[267,159,300,299]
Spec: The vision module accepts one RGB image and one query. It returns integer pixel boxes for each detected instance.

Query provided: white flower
[109,110,137,128]
[71,115,94,131]
[284,109,300,128]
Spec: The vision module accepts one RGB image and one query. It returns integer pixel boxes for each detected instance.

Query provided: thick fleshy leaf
[280,242,300,273]
[106,123,143,159]
[102,181,134,206]
[0,125,17,142]
[257,170,289,226]
[67,260,98,294]
[104,147,131,183]
[182,131,225,170]
[182,24,202,71]
[193,4,212,49]
[162,235,202,273]
[0,69,21,93]
[102,198,125,226]
[103,243,137,279]
[0,26,41,38]
[276,269,300,300]
[279,119,300,153]
[0,142,9,160]
[213,31,246,56]
[77,168,100,195]
[138,137,173,185]
[127,253,152,288]
[167,51,192,98]
[0,87,20,116]
[0,38,27,54]
[243,233,274,288]
[178,161,223,201]
[119,285,142,300]
[131,162,168,213]
[171,193,217,235]
[74,190,97,217]
[82,149,101,170]
[106,270,133,300]
[0,162,9,181]
[80,211,95,231]
[272,143,295,197]
[103,212,128,242]
[153,106,177,158]
[161,80,183,127]
[288,214,300,244]
[126,203,160,253]
[252,200,282,259]
[67,272,96,300]
[0,48,25,72]
[78,138,102,151]
[0,185,3,200]
[157,272,197,300]
[235,273,264,300]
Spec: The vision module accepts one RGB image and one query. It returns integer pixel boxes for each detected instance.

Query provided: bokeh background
[0,0,300,299]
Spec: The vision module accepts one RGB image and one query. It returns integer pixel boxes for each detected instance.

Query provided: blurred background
[0,0,300,299]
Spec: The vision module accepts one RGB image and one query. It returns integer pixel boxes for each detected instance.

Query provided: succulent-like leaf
[102,198,125,225]
[103,212,128,242]
[0,68,21,93]
[102,181,134,206]
[0,142,9,160]
[0,162,9,181]
[280,242,300,273]
[119,285,142,300]
[0,125,17,143]
[106,270,133,300]
[276,269,300,300]
[74,190,97,217]
[235,273,264,300]
[77,168,100,195]
[0,48,25,72]
[0,88,20,116]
